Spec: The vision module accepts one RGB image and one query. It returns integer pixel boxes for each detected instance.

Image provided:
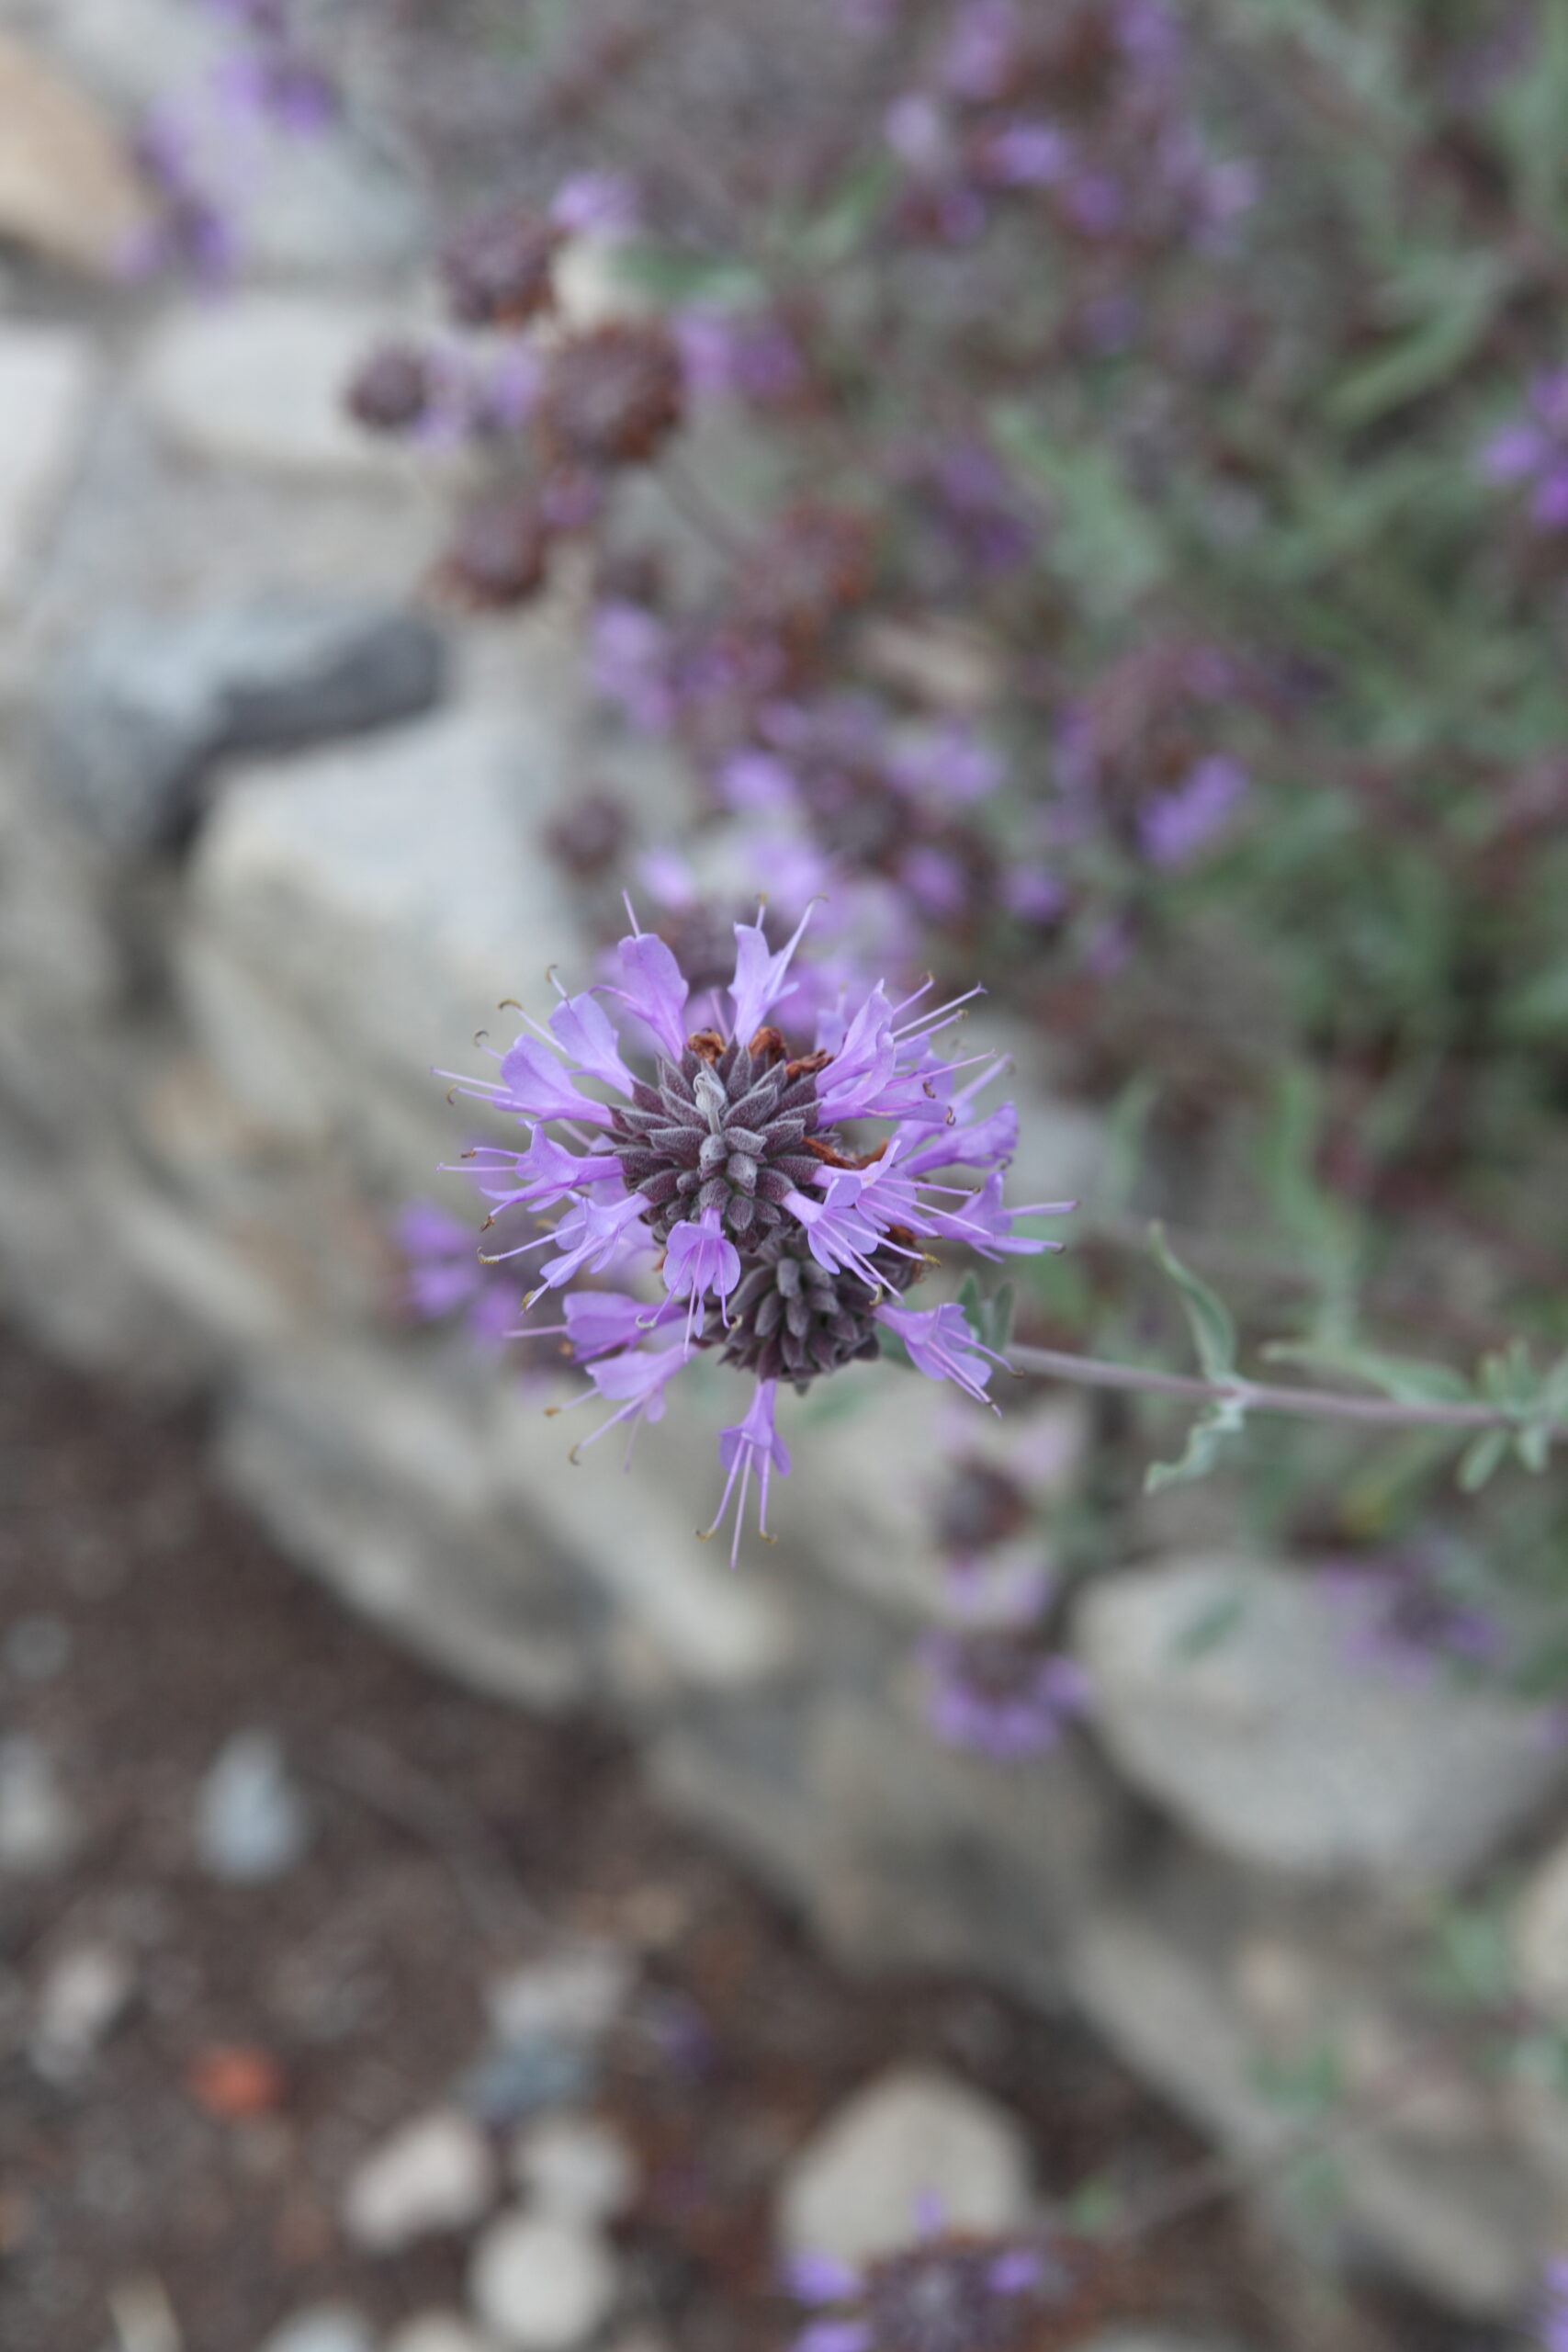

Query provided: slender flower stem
[1008,1343,1568,1437]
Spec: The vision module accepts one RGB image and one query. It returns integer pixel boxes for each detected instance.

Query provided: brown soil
[0,1324,1494,2352]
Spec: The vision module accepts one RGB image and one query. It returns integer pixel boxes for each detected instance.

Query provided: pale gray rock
[32,1939,134,2079]
[781,1369,1086,1621]
[1514,1832,1568,2026]
[776,2064,1033,2267]
[0,1736,81,1875]
[40,598,447,852]
[468,2209,619,2352]
[486,1947,635,2053]
[484,1377,796,1692]
[39,0,424,278]
[195,1728,310,1883]
[342,2109,497,2253]
[1066,1895,1547,2317]
[33,0,218,108]
[256,2307,376,2352]
[0,323,96,606]
[138,295,420,480]
[513,2113,639,2222]
[178,692,592,1167]
[1075,1555,1564,1883]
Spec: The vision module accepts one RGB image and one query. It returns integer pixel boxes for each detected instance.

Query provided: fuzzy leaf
[1149,1223,1237,1382]
[1145,1392,1249,1493]
[1517,1419,1552,1476]
[1458,1427,1510,1494]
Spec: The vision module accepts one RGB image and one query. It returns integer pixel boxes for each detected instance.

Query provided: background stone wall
[3,4,1567,2321]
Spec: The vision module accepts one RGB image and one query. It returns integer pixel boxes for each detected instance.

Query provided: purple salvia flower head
[787,2222,1069,2352]
[442,910,1063,1558]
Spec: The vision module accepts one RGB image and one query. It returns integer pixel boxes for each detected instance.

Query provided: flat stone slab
[1075,1554,1566,1885]
[40,596,448,852]
[137,294,421,480]
[0,324,97,607]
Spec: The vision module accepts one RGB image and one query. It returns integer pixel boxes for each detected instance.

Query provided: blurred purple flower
[1537,2256,1568,2352]
[1316,1548,1506,1688]
[885,92,953,175]
[1000,865,1066,922]
[397,1200,520,1351]
[787,2221,1068,2352]
[1482,369,1568,530]
[549,171,641,235]
[976,119,1068,189]
[942,0,1027,103]
[716,749,800,814]
[1138,754,1249,867]
[915,436,1036,575]
[923,1629,1091,1758]
[899,844,970,919]
[213,48,337,137]
[677,308,807,405]
[891,719,1004,805]
[592,601,677,733]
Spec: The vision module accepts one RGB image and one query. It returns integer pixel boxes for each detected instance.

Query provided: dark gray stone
[39,597,448,852]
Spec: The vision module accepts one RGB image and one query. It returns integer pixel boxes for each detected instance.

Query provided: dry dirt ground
[0,1323,1492,2352]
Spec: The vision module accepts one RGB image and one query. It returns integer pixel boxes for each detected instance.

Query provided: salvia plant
[142,0,1568,2325]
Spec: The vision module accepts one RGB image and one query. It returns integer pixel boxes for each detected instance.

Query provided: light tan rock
[1515,1832,1568,2026]
[776,2063,1033,2267]
[0,34,151,275]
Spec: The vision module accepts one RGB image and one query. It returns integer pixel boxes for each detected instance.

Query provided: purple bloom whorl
[443,902,1067,1560]
[788,2225,1068,2352]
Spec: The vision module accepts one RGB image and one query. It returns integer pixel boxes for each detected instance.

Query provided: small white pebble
[513,2113,638,2222]
[342,2109,497,2253]
[469,2207,619,2352]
